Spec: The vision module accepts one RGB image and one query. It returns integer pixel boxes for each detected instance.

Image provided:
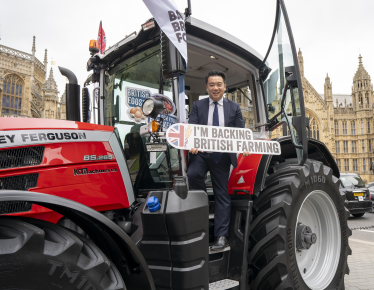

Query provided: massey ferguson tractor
[0,1,351,289]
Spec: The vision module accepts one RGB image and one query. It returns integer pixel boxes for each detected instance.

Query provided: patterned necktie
[212,102,221,163]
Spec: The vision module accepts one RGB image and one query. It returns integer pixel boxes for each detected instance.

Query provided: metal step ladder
[209,279,239,290]
[207,200,253,290]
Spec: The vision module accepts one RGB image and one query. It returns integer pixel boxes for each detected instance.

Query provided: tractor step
[209,245,230,254]
[209,279,239,290]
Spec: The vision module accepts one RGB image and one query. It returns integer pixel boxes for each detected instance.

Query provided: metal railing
[0,44,32,60]
[0,44,45,72]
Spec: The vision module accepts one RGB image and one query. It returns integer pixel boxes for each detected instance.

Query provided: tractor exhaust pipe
[59,66,81,122]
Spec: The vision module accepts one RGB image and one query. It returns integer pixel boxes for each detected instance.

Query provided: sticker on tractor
[125,87,176,125]
[166,123,281,155]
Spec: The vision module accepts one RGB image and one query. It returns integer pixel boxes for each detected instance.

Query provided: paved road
[345,211,374,290]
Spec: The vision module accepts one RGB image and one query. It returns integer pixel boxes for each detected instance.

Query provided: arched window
[2,74,23,115]
[358,93,363,105]
[312,120,319,140]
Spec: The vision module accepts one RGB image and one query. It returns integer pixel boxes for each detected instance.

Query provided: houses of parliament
[0,36,66,120]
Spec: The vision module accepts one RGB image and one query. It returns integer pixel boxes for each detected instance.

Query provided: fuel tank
[134,189,209,290]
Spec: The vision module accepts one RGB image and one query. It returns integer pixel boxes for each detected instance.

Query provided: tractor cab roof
[96,17,264,72]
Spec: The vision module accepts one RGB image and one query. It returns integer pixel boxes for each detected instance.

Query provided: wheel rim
[295,190,341,290]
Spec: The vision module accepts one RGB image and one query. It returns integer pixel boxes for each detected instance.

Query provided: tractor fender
[253,136,339,195]
[0,190,155,290]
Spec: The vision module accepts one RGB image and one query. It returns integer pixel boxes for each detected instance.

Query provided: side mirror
[285,66,298,88]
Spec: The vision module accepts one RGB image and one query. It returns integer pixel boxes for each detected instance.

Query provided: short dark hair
[205,70,226,84]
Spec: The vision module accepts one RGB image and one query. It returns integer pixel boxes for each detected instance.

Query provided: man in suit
[187,70,250,250]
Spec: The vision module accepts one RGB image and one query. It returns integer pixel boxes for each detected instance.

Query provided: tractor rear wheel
[248,159,351,290]
[0,217,125,290]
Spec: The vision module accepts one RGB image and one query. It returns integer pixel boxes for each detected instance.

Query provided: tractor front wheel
[248,159,351,290]
[0,217,125,290]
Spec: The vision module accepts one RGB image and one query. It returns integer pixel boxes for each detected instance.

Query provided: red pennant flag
[97,21,106,54]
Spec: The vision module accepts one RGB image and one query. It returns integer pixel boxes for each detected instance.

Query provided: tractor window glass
[226,85,258,132]
[123,131,181,191]
[106,45,181,191]
[262,7,298,120]
[104,45,173,128]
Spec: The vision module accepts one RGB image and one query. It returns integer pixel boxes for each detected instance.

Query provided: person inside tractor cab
[187,70,251,251]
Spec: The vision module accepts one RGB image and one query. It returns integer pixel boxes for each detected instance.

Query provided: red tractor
[0,1,350,289]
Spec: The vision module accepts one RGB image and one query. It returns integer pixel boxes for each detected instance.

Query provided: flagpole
[100,20,102,53]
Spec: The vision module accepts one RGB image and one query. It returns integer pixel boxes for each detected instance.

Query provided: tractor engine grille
[0,146,45,170]
[0,173,39,214]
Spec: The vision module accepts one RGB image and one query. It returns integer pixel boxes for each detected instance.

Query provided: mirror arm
[238,87,252,104]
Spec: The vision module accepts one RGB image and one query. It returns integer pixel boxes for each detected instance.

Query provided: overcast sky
[1,0,374,98]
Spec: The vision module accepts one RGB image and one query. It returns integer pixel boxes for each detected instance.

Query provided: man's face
[206,76,226,102]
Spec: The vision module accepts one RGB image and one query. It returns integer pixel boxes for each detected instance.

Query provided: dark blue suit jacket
[188,97,244,168]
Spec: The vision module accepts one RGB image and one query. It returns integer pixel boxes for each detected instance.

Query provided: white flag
[142,0,187,64]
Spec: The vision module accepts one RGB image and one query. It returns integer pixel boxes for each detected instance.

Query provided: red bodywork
[0,118,129,223]
[229,154,262,196]
[1,117,261,224]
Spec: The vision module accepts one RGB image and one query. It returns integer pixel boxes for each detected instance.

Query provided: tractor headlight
[142,97,164,117]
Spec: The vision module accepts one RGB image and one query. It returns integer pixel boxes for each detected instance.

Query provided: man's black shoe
[210,236,229,251]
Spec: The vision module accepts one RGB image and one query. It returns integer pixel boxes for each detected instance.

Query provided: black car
[340,173,372,217]
[366,182,374,213]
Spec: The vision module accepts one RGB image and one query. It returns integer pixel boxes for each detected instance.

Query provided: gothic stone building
[0,36,66,119]
[270,50,374,182]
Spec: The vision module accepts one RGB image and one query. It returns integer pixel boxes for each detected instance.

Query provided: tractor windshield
[105,45,181,192]
[262,5,300,121]
[260,0,307,164]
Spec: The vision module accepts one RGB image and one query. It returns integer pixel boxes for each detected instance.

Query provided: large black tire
[248,159,352,290]
[0,217,125,290]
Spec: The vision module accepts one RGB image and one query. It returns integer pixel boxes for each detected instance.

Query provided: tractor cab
[87,0,307,198]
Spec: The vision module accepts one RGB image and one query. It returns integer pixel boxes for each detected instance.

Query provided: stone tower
[60,88,66,120]
[42,68,59,119]
[44,49,48,71]
[298,48,304,77]
[324,73,333,101]
[324,73,334,150]
[352,54,373,111]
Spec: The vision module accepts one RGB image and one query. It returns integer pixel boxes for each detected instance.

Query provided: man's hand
[242,151,251,157]
[189,148,201,154]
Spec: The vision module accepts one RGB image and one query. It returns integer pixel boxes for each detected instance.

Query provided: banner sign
[160,115,178,130]
[142,0,187,63]
[125,87,176,129]
[166,123,281,155]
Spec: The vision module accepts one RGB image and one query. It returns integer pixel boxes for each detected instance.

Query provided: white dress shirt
[207,97,225,126]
